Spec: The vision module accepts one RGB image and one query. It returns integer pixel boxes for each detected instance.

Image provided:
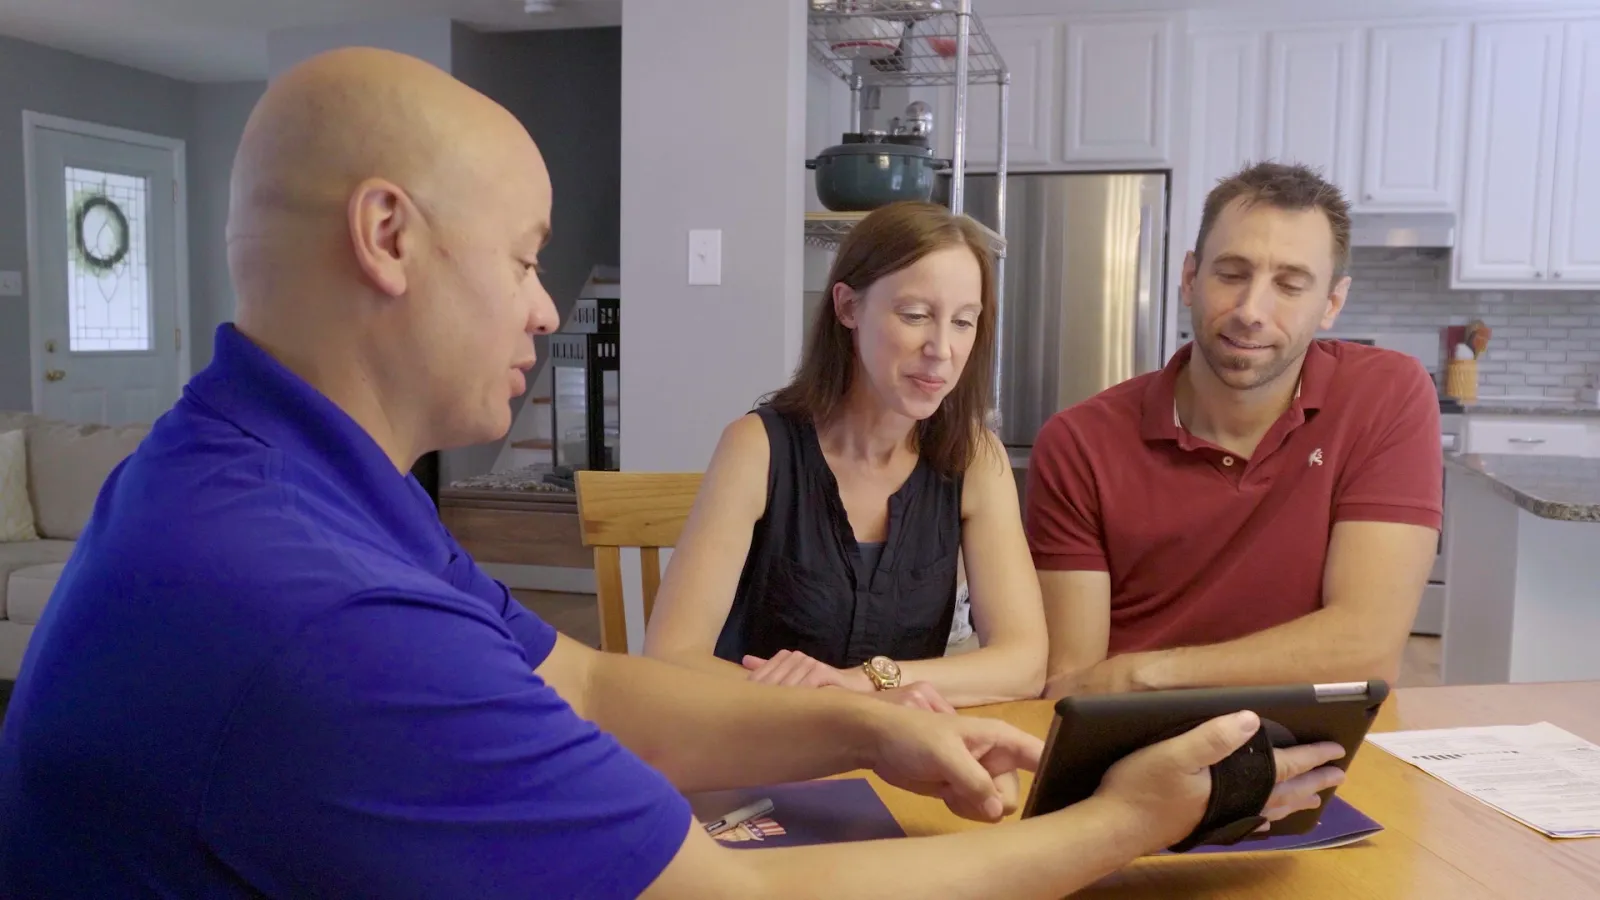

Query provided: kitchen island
[437,465,591,571]
[1441,453,1600,685]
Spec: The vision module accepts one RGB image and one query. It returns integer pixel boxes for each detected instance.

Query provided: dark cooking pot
[806,136,951,212]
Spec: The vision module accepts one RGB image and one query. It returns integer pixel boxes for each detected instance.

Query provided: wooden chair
[574,470,703,653]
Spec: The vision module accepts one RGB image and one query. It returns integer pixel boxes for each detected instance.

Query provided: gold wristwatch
[862,656,902,691]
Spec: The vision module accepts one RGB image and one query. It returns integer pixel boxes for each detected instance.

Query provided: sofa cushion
[6,562,65,626]
[26,419,149,540]
[0,541,74,620]
[0,429,39,542]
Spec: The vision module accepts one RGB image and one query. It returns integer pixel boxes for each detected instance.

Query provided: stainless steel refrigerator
[959,172,1171,449]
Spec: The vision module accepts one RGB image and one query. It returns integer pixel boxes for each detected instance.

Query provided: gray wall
[450,25,620,323]
[0,34,196,412]
[1,21,622,456]
[265,17,454,80]
[619,0,809,473]
[445,24,623,483]
[187,81,264,371]
[1337,248,1600,401]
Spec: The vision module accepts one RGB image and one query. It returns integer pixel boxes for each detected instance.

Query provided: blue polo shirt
[0,324,691,898]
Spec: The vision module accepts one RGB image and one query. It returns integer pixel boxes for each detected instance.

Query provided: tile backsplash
[1175,248,1600,398]
[1336,248,1600,400]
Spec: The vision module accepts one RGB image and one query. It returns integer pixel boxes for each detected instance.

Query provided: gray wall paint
[450,26,621,322]
[0,33,195,413]
[187,81,264,372]
[265,17,454,79]
[619,0,808,473]
[3,20,619,447]
[444,24,623,483]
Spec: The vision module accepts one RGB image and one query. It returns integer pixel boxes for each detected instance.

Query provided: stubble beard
[1195,331,1303,392]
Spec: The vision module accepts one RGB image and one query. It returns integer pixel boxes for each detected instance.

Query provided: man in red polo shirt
[1025,161,1442,699]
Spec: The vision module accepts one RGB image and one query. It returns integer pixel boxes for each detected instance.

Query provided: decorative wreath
[73,195,130,274]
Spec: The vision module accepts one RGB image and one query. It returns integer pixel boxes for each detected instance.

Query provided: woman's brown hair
[766,201,998,478]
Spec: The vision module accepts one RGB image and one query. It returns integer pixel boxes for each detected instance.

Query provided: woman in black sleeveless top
[643,202,1046,709]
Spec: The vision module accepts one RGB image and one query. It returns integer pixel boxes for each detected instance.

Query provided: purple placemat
[1172,796,1383,855]
[687,778,906,848]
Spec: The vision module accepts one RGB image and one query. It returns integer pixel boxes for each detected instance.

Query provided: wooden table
[859,682,1600,898]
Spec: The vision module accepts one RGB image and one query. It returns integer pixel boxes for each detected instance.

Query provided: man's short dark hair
[1195,161,1352,278]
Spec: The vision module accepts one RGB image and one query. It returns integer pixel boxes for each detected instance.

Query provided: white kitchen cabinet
[1175,31,1264,345]
[1262,28,1363,197]
[1455,19,1597,289]
[1061,17,1172,163]
[1456,21,1563,285]
[1549,20,1600,284]
[1189,23,1465,214]
[1358,23,1467,211]
[1463,414,1600,458]
[1183,32,1264,238]
[938,18,1057,166]
[937,14,1179,171]
[1464,418,1594,457]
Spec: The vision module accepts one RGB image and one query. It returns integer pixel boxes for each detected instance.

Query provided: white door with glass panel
[26,115,186,426]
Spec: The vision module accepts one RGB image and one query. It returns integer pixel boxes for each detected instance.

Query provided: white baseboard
[479,563,596,594]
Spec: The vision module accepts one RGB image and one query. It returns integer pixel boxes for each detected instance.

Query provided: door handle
[1508,437,1546,444]
[44,369,65,382]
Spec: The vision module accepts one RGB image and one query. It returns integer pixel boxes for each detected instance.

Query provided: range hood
[1349,212,1456,249]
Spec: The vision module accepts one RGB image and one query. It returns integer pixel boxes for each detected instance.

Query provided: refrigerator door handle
[1133,204,1162,374]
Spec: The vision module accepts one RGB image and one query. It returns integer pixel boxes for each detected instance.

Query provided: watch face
[869,656,900,681]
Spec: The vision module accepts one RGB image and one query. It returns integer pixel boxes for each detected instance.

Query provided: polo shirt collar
[184,324,441,558]
[1141,339,1335,442]
[1295,339,1334,411]
[1140,344,1190,441]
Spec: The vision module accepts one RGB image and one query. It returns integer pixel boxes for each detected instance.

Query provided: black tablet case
[1021,680,1389,839]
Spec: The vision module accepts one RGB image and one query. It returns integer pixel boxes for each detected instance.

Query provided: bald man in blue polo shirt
[0,48,1343,899]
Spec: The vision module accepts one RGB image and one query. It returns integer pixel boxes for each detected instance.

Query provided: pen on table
[703,797,775,836]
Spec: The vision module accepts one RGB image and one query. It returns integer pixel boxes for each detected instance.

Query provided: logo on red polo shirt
[1308,448,1324,467]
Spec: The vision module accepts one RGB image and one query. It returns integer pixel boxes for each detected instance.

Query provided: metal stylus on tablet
[703,798,775,836]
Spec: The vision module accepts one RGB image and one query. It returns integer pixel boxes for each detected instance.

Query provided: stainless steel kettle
[892,100,935,139]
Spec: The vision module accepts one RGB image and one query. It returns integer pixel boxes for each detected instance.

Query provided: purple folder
[687,779,1379,853]
[686,778,906,848]
[1171,796,1383,854]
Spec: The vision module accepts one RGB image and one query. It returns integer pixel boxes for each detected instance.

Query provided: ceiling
[0,0,621,82]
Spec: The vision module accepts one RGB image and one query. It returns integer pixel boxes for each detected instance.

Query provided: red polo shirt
[1025,339,1442,656]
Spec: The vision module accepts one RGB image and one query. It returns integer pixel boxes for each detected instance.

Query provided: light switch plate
[688,229,722,286]
[0,271,21,297]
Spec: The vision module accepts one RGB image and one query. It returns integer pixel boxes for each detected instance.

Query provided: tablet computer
[1020,680,1389,838]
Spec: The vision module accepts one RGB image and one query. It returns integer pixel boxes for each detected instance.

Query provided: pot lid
[816,139,933,158]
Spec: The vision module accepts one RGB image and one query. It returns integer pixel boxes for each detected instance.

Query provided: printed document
[1367,721,1600,838]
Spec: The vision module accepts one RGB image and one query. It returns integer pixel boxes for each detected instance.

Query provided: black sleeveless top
[713,405,964,668]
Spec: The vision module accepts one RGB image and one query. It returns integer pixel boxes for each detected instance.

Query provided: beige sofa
[0,411,149,679]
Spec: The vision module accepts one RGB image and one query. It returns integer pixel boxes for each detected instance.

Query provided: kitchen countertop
[1455,398,1600,417]
[446,464,574,495]
[1447,453,1600,522]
